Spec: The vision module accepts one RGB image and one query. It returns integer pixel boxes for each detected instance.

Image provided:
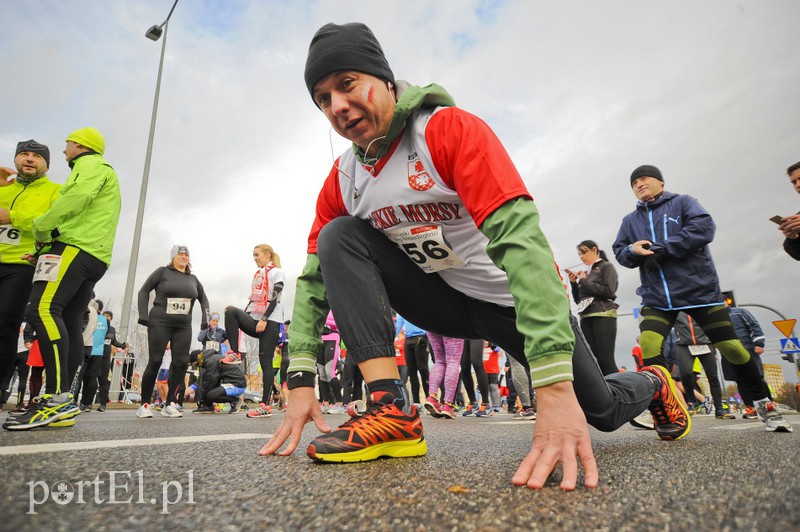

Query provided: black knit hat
[630,164,663,185]
[304,22,395,101]
[15,139,50,168]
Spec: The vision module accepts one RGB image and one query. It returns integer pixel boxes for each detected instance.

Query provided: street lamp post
[118,0,180,344]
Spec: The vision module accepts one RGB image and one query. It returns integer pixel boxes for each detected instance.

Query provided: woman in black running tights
[137,245,209,419]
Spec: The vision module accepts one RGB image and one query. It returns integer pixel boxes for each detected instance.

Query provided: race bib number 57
[383,224,464,273]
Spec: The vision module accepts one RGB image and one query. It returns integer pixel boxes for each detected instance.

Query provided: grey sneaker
[755,400,793,432]
[514,407,537,420]
[161,402,183,418]
[629,410,655,430]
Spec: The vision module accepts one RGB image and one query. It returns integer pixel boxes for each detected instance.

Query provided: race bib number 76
[0,225,21,245]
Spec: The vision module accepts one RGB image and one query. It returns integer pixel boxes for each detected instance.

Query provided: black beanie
[15,139,50,168]
[304,22,395,101]
[630,164,663,185]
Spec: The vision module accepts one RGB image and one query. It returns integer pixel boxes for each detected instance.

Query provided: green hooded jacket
[32,153,121,265]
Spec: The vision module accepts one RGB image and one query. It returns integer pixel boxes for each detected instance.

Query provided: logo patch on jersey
[407,158,434,191]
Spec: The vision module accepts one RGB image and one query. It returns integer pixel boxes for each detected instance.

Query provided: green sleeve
[480,197,575,387]
[32,164,106,242]
[286,254,330,375]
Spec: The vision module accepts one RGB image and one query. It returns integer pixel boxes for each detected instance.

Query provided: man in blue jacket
[613,164,792,433]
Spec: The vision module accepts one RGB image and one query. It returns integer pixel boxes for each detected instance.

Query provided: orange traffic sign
[773,319,797,338]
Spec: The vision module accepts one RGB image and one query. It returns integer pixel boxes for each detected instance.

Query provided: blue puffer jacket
[613,191,723,309]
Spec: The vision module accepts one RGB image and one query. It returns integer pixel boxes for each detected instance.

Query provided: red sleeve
[425,107,532,228]
[307,162,349,253]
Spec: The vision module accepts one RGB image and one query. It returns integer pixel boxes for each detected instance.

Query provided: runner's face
[790,169,800,195]
[210,318,219,328]
[578,246,598,265]
[313,71,396,157]
[172,252,189,270]
[63,141,82,162]
[631,176,664,202]
[253,248,269,268]
[14,151,47,180]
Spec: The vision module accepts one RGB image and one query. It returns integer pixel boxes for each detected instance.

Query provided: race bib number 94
[0,225,21,245]
[166,298,192,315]
[33,254,62,282]
[383,224,464,273]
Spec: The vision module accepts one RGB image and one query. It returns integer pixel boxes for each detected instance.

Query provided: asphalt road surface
[1,407,798,531]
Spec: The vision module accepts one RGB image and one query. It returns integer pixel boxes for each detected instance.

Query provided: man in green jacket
[5,127,121,431]
[0,140,61,406]
[261,22,690,490]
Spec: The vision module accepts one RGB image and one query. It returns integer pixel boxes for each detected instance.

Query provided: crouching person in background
[189,349,246,414]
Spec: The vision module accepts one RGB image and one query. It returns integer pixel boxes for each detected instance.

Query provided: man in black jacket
[779,161,800,260]
[189,349,246,413]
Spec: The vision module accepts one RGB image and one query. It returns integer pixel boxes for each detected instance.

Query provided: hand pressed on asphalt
[258,387,331,457]
[511,381,598,491]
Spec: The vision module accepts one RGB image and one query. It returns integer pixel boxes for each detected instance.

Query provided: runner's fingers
[311,410,332,434]
[578,439,599,488]
[258,421,291,455]
[559,452,579,492]
[527,446,561,489]
[511,448,541,487]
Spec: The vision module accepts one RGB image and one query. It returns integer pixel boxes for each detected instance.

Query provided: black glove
[643,249,667,271]
[137,318,149,327]
[200,322,208,331]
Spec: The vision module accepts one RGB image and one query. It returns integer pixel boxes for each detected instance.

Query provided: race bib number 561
[383,224,464,273]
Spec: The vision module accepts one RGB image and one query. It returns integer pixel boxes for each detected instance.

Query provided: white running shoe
[161,402,183,418]
[137,403,154,418]
[326,404,345,415]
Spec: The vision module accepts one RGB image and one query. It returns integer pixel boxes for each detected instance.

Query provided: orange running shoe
[307,391,426,463]
[641,365,692,441]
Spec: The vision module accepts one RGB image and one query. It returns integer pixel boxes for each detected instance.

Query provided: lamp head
[145,25,163,41]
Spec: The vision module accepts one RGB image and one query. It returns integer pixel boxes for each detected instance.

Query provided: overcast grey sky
[2,1,798,381]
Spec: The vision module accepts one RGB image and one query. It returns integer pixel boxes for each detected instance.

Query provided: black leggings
[26,242,107,395]
[78,354,102,407]
[140,325,192,405]
[341,355,364,403]
[579,316,618,376]
[0,264,34,393]
[460,339,490,405]
[316,217,657,431]
[225,307,280,404]
[638,305,769,402]
[403,335,429,403]
[676,345,723,411]
[205,386,238,403]
[316,339,342,403]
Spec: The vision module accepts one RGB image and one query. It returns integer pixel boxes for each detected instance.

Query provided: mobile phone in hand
[770,215,784,224]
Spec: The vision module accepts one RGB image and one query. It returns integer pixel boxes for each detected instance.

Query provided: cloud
[3,0,798,379]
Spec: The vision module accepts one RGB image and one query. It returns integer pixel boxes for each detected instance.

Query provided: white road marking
[0,433,271,456]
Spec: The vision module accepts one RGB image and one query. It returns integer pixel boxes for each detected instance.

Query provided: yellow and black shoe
[307,391,427,463]
[3,395,81,431]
